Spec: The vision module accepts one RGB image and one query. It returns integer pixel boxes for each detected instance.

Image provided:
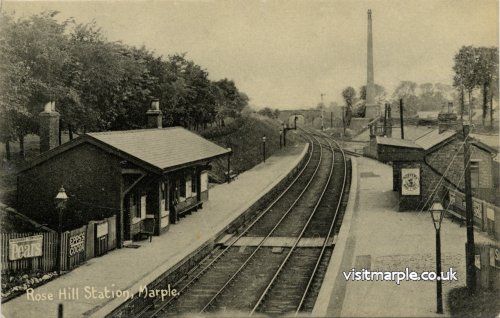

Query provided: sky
[2,0,499,109]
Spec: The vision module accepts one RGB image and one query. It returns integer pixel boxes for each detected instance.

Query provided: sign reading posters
[401,168,420,196]
[69,232,86,256]
[9,235,43,261]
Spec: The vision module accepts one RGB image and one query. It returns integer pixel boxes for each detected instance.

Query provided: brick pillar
[39,101,60,153]
[146,99,162,129]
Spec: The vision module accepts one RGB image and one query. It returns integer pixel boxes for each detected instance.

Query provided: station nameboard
[401,168,420,196]
[9,235,43,261]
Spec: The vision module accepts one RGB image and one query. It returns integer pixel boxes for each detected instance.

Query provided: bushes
[447,286,500,317]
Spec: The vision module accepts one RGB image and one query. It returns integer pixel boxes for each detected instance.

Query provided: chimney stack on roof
[39,101,60,153]
[147,99,162,129]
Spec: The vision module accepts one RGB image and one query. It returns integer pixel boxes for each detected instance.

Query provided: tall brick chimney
[146,99,162,129]
[39,101,60,152]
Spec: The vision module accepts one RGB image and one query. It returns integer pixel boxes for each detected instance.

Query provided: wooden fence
[1,216,116,274]
[446,187,500,240]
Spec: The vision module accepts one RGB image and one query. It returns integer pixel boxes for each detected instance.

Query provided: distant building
[17,101,231,246]
[416,111,440,120]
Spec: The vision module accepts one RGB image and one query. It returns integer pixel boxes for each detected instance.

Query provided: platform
[313,156,495,317]
[1,144,308,318]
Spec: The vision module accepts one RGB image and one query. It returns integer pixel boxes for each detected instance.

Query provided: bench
[445,209,466,226]
[137,217,156,242]
[177,201,204,218]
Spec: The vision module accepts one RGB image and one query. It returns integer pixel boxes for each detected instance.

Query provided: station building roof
[413,129,456,150]
[21,127,231,174]
[375,136,421,149]
[376,128,496,157]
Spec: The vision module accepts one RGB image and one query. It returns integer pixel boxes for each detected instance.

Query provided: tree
[475,47,498,126]
[0,11,250,161]
[0,11,72,158]
[258,107,275,118]
[392,81,419,115]
[360,84,386,104]
[453,46,480,120]
[417,83,447,111]
[341,87,356,126]
[212,78,248,127]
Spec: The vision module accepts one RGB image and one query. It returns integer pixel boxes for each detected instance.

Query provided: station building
[369,112,497,211]
[17,101,231,246]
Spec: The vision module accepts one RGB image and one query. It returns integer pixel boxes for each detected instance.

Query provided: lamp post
[262,136,266,163]
[55,187,68,274]
[430,199,445,314]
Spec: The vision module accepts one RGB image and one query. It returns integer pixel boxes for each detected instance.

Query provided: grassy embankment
[201,114,303,181]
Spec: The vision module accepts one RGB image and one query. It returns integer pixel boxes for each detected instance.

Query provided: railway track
[117,129,350,318]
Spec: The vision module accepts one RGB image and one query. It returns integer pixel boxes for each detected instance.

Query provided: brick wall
[422,137,494,209]
[17,143,123,231]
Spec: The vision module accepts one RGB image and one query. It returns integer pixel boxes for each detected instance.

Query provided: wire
[417,127,473,211]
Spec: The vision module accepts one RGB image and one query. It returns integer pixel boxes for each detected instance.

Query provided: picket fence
[1,216,116,274]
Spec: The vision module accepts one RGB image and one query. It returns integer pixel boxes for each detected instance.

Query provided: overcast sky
[3,0,499,109]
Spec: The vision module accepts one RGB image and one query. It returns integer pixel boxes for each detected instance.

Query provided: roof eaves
[18,137,87,173]
[162,149,231,173]
[422,134,457,154]
[84,134,163,174]
[470,140,498,155]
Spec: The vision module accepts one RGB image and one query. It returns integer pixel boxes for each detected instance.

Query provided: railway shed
[371,112,497,211]
[17,102,231,247]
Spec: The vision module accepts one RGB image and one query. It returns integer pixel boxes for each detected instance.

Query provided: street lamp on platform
[55,187,68,274]
[430,199,445,314]
[262,136,266,163]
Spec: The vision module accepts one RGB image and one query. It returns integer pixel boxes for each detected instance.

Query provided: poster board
[401,168,420,196]
[9,235,43,261]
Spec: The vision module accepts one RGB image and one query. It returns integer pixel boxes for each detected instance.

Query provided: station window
[140,195,146,219]
[185,173,192,198]
[470,161,480,188]
[129,193,138,218]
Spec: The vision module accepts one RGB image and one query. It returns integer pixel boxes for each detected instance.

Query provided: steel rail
[198,133,327,313]
[249,130,336,315]
[147,133,320,318]
[294,129,348,314]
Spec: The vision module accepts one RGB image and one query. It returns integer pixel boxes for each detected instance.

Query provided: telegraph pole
[341,106,346,138]
[463,123,476,293]
[399,99,405,139]
[383,104,388,136]
[320,93,326,131]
